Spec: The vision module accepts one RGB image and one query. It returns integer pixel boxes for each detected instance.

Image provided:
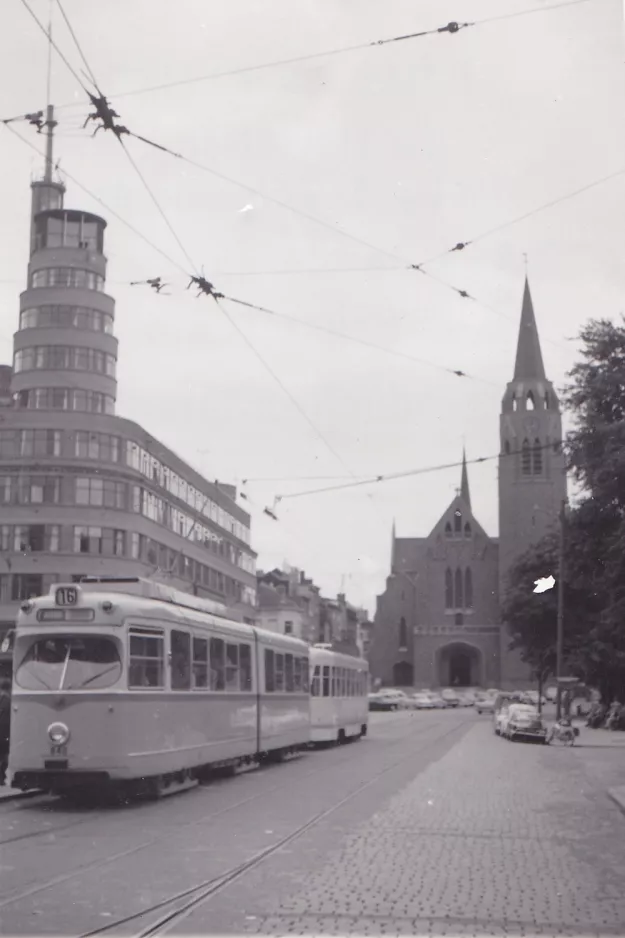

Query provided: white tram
[8,578,311,797]
[309,645,369,743]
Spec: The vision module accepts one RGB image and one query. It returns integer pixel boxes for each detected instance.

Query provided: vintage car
[500,704,548,742]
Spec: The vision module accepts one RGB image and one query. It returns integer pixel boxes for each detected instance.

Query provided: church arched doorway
[436,642,482,688]
[393,661,413,687]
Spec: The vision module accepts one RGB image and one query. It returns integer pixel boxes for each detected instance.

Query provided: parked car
[500,704,547,742]
[441,689,460,708]
[474,694,495,715]
[409,692,435,710]
[427,692,447,709]
[368,692,399,712]
[520,690,547,707]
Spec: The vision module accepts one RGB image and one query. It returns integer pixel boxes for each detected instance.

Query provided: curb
[0,787,42,804]
[607,786,625,816]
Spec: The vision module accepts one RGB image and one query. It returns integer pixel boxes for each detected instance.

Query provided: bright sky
[1,0,623,614]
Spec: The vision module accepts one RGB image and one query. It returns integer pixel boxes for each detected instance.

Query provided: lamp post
[555,498,566,720]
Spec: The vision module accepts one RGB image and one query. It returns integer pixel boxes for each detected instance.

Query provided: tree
[502,317,625,702]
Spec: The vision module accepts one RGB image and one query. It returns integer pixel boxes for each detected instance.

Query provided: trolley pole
[556,498,566,721]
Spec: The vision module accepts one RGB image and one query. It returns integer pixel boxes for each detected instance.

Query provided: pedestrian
[0,678,11,786]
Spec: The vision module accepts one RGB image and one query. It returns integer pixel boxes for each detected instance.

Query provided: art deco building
[0,111,256,661]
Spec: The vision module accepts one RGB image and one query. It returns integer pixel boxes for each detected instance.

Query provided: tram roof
[309,645,368,668]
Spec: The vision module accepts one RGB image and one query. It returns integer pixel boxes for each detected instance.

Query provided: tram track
[78,717,469,938]
[0,713,469,934]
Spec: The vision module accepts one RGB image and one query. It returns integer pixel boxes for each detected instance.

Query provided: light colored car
[441,688,461,708]
[459,689,478,707]
[427,692,447,709]
[501,704,547,742]
[410,692,435,710]
[474,694,495,715]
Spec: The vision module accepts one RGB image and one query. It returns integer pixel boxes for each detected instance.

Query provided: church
[369,279,567,690]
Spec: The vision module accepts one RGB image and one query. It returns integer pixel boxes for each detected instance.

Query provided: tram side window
[265,649,275,692]
[293,656,301,692]
[129,633,164,688]
[239,644,252,692]
[275,653,285,692]
[322,665,330,697]
[285,653,294,692]
[210,637,225,691]
[192,637,209,689]
[311,665,320,697]
[225,643,239,691]
[301,657,310,692]
[171,630,191,690]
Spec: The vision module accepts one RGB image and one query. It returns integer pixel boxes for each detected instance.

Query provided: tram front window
[16,636,122,690]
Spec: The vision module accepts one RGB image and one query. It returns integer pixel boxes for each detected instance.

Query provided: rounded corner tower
[10,112,118,418]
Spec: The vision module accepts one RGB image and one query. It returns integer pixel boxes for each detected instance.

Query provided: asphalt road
[1,709,624,937]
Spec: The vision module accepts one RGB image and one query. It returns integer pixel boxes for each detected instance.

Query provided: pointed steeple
[513,278,546,381]
[460,448,471,508]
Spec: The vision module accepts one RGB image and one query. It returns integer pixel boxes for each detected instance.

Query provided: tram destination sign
[55,586,79,607]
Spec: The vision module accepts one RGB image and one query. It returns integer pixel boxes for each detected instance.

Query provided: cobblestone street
[2,711,625,937]
[179,713,625,937]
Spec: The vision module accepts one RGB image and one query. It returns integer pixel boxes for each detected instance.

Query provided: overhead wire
[52,0,598,108]
[17,0,88,92]
[54,0,98,88]
[274,414,625,502]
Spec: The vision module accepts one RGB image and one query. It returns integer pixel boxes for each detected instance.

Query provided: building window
[75,477,126,509]
[74,431,120,462]
[0,431,19,457]
[0,525,11,551]
[73,526,126,556]
[464,522,471,538]
[532,438,542,475]
[464,568,473,608]
[13,525,60,553]
[284,621,293,635]
[521,438,531,475]
[504,439,511,455]
[14,346,116,377]
[454,568,464,608]
[30,267,105,291]
[526,391,535,411]
[11,574,44,602]
[19,429,62,457]
[398,617,408,649]
[454,509,462,534]
[20,305,114,333]
[15,389,114,414]
[445,568,453,609]
[130,532,141,559]
[454,612,464,626]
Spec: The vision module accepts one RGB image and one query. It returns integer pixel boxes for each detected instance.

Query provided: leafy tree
[502,317,625,703]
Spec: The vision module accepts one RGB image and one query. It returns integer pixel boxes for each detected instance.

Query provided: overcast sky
[1,0,623,613]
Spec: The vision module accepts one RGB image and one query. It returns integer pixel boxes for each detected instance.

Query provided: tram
[8,577,311,798]
[309,645,369,743]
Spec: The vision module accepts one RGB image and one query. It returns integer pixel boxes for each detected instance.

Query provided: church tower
[498,278,567,612]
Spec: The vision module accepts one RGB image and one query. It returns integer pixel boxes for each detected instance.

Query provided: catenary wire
[51,0,598,108]
[215,298,359,478]
[1,123,496,390]
[274,419,624,502]
[54,0,98,88]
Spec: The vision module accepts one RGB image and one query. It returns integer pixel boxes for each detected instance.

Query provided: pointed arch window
[512,395,518,412]
[454,509,462,534]
[532,438,542,475]
[544,392,550,410]
[454,568,464,608]
[464,568,473,608]
[445,568,453,609]
[504,440,511,455]
[398,617,408,649]
[464,522,472,539]
[521,438,531,475]
[526,391,535,411]
[444,522,452,538]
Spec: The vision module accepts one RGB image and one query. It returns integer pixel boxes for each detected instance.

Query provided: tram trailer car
[309,646,369,744]
[8,578,311,798]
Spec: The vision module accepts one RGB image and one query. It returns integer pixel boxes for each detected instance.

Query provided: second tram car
[8,578,311,797]
[309,645,369,743]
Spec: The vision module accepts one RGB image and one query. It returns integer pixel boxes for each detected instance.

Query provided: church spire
[460,447,471,507]
[513,278,546,381]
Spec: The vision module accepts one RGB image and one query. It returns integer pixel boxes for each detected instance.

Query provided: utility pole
[556,498,566,720]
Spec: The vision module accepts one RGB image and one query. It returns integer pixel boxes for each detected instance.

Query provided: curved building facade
[0,119,256,667]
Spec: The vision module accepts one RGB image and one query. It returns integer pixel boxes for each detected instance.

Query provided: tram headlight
[48,722,70,745]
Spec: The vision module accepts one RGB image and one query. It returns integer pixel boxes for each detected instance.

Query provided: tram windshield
[15,636,122,691]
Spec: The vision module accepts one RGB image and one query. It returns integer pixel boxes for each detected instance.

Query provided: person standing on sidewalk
[0,678,11,785]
